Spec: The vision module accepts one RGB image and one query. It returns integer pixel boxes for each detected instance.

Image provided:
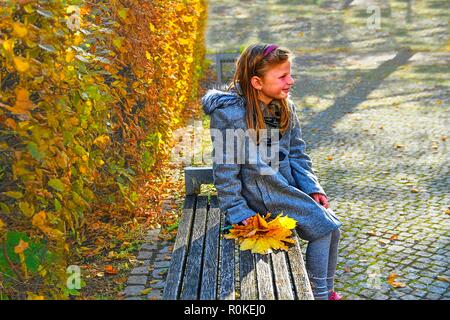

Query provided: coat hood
[201,86,246,115]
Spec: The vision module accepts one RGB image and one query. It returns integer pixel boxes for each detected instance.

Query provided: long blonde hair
[227,43,294,143]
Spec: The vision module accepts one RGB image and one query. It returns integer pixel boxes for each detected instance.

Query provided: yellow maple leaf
[387,273,406,288]
[265,237,283,250]
[225,213,297,254]
[277,215,297,229]
[240,237,256,251]
[253,238,273,254]
[0,218,5,230]
[257,214,269,228]
[268,214,297,230]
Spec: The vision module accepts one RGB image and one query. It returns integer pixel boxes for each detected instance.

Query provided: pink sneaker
[328,291,343,300]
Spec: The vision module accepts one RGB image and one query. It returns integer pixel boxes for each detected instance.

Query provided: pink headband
[263,44,278,58]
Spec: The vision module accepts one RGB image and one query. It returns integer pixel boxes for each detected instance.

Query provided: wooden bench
[162,166,314,300]
[214,50,240,84]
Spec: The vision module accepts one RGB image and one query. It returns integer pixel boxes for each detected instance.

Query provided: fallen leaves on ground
[114,277,127,285]
[158,269,168,276]
[436,276,449,282]
[140,288,152,295]
[387,273,406,288]
[389,234,399,241]
[224,213,297,254]
[104,265,119,275]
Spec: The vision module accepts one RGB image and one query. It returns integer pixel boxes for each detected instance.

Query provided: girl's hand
[241,217,252,226]
[310,193,329,209]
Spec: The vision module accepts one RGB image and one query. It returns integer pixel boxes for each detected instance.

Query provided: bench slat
[255,254,276,299]
[180,196,208,299]
[219,207,236,300]
[271,251,294,300]
[287,231,314,300]
[200,196,221,300]
[162,195,196,300]
[164,192,313,300]
[239,250,257,300]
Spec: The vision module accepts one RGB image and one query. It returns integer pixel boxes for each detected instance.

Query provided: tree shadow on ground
[301,47,415,146]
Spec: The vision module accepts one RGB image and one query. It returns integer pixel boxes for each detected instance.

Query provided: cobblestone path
[124,0,449,300]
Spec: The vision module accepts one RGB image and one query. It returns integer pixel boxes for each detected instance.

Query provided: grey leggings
[305,228,341,300]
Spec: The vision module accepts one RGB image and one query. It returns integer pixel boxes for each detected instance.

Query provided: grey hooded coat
[201,88,341,241]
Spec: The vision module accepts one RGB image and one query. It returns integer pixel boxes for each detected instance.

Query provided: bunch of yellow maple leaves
[224,213,297,254]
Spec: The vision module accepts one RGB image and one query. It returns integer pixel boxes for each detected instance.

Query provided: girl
[202,43,342,300]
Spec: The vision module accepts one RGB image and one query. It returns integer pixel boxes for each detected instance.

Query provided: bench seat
[163,192,314,300]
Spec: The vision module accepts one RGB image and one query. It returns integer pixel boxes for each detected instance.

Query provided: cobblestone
[151,281,166,289]
[433,281,450,289]
[147,290,163,300]
[401,295,420,300]
[122,0,449,301]
[138,251,154,260]
[154,260,171,269]
[409,282,428,290]
[140,244,157,251]
[123,285,145,297]
[425,293,443,300]
[428,286,448,295]
[411,290,428,298]
[130,266,149,275]
[152,268,168,280]
[127,275,148,286]
[123,228,171,300]
[125,296,143,300]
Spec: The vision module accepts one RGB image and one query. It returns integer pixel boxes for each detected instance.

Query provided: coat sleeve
[209,109,257,225]
[288,101,326,196]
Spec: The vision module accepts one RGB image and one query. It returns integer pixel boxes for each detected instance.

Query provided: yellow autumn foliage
[0,0,207,299]
[224,213,297,254]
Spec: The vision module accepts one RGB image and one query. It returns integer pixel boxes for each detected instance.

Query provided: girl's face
[252,60,295,105]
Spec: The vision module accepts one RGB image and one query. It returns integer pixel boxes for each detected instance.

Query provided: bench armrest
[185,166,213,195]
